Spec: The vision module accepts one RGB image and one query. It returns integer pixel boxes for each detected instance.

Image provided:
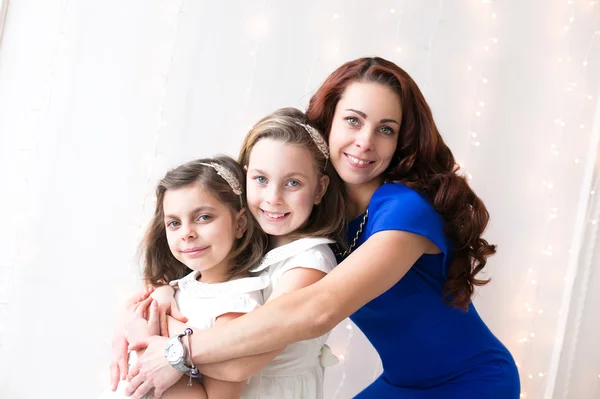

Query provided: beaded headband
[199,162,243,206]
[294,121,330,169]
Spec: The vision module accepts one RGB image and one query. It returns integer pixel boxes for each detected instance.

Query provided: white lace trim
[250,237,335,272]
[169,271,269,297]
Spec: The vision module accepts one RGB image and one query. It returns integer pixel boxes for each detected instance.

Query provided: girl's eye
[380,126,394,136]
[286,180,301,187]
[166,220,180,228]
[254,176,267,184]
[197,214,212,222]
[345,117,360,126]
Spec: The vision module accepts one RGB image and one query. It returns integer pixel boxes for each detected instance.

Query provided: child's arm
[150,285,188,337]
[165,267,327,382]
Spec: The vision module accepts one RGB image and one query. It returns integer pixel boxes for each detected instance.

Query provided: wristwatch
[164,329,199,377]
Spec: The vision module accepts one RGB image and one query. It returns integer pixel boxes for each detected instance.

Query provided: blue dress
[345,182,520,398]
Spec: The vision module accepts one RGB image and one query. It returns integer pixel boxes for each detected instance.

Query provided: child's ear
[235,208,248,238]
[314,175,330,205]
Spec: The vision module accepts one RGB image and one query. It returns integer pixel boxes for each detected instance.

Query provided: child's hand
[150,285,187,337]
[125,297,160,343]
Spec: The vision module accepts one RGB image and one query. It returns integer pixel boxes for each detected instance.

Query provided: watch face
[166,341,184,363]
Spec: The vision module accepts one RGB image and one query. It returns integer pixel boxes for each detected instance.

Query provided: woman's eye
[380,126,394,136]
[166,220,180,228]
[254,176,267,184]
[345,117,360,126]
[286,180,301,187]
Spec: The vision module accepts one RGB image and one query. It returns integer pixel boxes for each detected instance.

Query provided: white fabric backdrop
[0,1,599,398]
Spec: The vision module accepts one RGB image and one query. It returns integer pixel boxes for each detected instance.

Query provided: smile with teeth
[345,153,374,166]
[261,209,290,220]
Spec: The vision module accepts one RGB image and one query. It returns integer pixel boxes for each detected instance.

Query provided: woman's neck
[345,178,385,220]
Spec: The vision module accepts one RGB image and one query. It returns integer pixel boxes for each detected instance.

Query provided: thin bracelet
[184,328,199,386]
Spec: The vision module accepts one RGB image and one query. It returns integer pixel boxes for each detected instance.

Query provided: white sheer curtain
[0,1,599,398]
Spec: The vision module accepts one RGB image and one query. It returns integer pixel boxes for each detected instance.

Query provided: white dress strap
[250,237,335,272]
[169,271,270,297]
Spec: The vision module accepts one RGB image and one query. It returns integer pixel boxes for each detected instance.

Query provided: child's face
[246,138,329,247]
[163,184,246,279]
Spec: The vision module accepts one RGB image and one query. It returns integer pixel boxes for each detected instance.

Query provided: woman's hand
[150,285,187,337]
[109,289,153,391]
[109,333,129,391]
[125,336,183,399]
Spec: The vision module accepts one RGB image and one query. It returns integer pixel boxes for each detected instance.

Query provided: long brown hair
[306,57,496,310]
[238,107,347,247]
[141,155,268,286]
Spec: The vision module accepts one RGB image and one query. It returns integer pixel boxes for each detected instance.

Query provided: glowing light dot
[479,101,485,107]
[583,61,588,66]
[391,9,395,13]
[467,65,472,71]
[476,111,481,116]
[482,78,488,84]
[574,159,580,163]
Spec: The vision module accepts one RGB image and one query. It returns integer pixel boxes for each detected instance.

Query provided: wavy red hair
[306,57,496,310]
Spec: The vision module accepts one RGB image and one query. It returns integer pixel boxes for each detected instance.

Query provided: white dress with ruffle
[99,271,269,399]
[241,237,339,399]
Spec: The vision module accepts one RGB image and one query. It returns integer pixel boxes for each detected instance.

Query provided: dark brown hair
[306,57,496,310]
[238,107,346,247]
[141,155,268,286]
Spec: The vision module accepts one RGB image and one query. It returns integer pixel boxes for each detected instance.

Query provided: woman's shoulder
[371,182,433,211]
[366,182,447,247]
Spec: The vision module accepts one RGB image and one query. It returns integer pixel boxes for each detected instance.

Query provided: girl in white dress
[124,108,347,399]
[103,155,270,399]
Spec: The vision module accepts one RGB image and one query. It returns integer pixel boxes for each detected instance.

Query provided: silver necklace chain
[341,209,369,258]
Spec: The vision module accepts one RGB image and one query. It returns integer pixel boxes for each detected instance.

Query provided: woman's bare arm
[166,268,328,382]
[188,230,433,364]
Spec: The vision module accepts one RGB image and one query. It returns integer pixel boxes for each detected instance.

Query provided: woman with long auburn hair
[126,57,520,398]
